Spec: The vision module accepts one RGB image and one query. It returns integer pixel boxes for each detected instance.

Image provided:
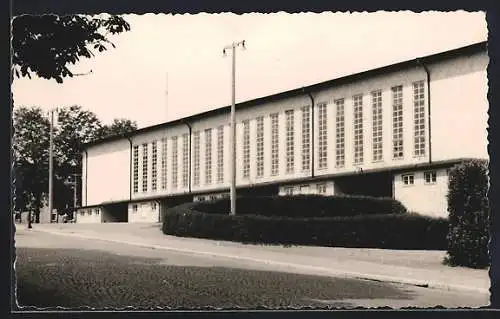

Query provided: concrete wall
[76,207,102,223]
[393,168,450,218]
[85,140,130,206]
[429,50,489,161]
[128,201,160,223]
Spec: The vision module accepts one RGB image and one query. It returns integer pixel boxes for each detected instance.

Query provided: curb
[26,228,489,295]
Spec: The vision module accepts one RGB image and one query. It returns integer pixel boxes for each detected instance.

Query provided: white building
[76,42,488,223]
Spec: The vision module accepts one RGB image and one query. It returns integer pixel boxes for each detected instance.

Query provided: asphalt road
[14,229,489,310]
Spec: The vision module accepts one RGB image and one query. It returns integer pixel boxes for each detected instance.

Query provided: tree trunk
[27,210,32,228]
[34,195,41,223]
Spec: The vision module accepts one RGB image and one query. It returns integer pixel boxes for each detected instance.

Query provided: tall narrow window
[413,81,426,157]
[318,102,328,169]
[205,128,212,185]
[161,138,167,190]
[256,116,264,178]
[353,95,364,165]
[133,145,139,193]
[217,126,224,183]
[182,133,189,188]
[193,131,201,186]
[301,106,311,171]
[392,85,404,159]
[151,140,158,192]
[285,109,295,174]
[171,136,178,189]
[372,90,383,161]
[335,99,345,167]
[270,113,279,176]
[142,143,148,192]
[242,120,250,179]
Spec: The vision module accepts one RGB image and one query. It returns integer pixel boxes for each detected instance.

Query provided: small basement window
[402,174,415,186]
[151,202,157,210]
[424,171,437,184]
[284,187,294,196]
[316,183,327,194]
[132,204,138,213]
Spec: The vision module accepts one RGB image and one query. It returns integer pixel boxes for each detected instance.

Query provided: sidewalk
[17,222,490,295]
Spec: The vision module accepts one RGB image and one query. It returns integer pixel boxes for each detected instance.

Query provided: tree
[96,118,137,140]
[14,104,137,223]
[13,107,50,224]
[53,105,103,211]
[445,159,490,268]
[11,14,131,83]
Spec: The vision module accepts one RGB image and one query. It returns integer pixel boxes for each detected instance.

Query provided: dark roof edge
[85,41,487,149]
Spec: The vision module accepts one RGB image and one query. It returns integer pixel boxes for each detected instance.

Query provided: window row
[282,182,328,196]
[131,81,426,192]
[131,202,157,213]
[402,171,437,186]
[79,208,100,216]
[134,128,226,194]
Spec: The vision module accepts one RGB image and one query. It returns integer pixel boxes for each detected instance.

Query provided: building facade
[77,42,489,223]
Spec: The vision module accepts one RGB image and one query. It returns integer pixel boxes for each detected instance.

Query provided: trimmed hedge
[184,195,407,218]
[162,207,447,250]
[445,159,490,268]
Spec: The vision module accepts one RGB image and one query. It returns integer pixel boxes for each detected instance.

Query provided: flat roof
[85,41,487,149]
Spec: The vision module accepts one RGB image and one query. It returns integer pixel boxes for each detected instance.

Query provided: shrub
[185,195,407,218]
[445,159,490,268]
[162,207,447,250]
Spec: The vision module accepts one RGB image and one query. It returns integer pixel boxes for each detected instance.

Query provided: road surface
[14,229,489,310]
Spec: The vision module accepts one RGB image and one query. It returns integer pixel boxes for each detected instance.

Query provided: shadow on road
[14,247,413,310]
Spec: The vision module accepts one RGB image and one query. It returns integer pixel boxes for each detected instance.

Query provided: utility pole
[223,40,246,216]
[48,108,55,223]
[64,173,80,222]
[73,174,78,215]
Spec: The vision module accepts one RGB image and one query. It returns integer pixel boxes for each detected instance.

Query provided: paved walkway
[16,222,490,295]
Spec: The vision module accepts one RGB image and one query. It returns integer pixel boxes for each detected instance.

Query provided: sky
[12,11,487,129]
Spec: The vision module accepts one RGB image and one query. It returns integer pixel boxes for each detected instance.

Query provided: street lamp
[222,40,246,216]
[48,108,57,223]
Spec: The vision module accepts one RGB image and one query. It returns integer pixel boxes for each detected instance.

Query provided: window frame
[402,173,415,186]
[205,128,213,185]
[141,143,148,193]
[335,99,345,168]
[285,109,295,174]
[301,106,311,171]
[270,113,279,176]
[318,102,328,170]
[353,94,364,165]
[392,85,404,159]
[424,171,437,185]
[371,90,383,162]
